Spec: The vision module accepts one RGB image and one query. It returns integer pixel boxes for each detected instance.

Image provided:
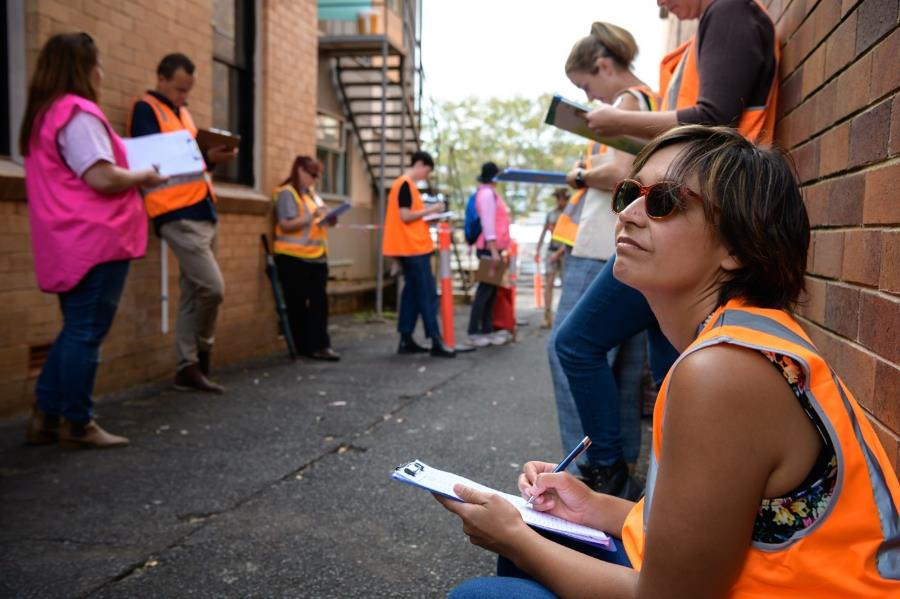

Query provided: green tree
[422,94,585,219]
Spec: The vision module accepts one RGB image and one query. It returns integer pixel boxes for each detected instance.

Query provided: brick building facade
[665,0,899,471]
[0,0,402,415]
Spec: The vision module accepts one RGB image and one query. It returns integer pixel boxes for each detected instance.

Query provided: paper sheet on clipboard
[391,460,613,550]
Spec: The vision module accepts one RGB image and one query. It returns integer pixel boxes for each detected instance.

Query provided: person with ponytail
[548,22,679,498]
[21,33,167,449]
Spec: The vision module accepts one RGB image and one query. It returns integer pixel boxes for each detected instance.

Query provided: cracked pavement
[0,303,567,598]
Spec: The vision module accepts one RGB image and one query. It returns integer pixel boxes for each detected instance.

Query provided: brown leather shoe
[307,348,340,362]
[58,420,129,449]
[174,363,225,394]
[25,405,60,445]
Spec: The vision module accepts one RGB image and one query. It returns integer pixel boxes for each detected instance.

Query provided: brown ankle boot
[174,363,225,394]
[58,420,129,449]
[25,405,60,445]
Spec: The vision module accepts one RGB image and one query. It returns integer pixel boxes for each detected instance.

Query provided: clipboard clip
[396,460,424,477]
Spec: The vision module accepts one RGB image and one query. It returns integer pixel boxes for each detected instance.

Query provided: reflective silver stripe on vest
[831,370,900,579]
[275,235,324,248]
[643,451,658,529]
[666,45,690,110]
[711,310,900,577]
[439,251,451,279]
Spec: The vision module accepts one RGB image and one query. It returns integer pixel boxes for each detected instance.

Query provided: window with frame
[212,0,254,185]
[316,113,348,197]
[1,3,10,157]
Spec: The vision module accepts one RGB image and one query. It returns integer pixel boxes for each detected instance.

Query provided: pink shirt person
[24,94,147,293]
[475,184,510,251]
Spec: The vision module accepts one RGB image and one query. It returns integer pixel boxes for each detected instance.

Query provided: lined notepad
[392,460,613,549]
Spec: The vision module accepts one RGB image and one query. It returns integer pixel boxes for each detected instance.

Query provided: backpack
[463,188,496,245]
[463,191,481,245]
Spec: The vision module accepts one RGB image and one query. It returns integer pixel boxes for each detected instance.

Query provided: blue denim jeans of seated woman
[556,254,680,467]
[35,260,131,424]
[448,534,632,598]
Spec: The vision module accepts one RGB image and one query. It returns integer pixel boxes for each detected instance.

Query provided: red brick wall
[771,0,899,470]
[0,0,320,415]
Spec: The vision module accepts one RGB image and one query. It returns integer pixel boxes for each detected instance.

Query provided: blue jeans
[35,260,131,424]
[396,253,441,339]
[556,254,679,466]
[448,535,632,598]
[547,253,606,470]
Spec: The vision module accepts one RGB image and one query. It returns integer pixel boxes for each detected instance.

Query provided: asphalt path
[0,300,569,598]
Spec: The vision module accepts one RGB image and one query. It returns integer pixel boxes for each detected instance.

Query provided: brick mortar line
[804,273,900,297]
[797,154,900,188]
[778,26,900,128]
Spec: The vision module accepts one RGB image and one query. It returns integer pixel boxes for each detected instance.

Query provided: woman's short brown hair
[629,125,810,310]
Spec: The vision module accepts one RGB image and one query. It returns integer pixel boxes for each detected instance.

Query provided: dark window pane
[212,0,236,63]
[1,5,9,156]
[212,61,232,131]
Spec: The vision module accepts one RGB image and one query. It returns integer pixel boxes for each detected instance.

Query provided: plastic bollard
[438,222,455,347]
[533,253,543,309]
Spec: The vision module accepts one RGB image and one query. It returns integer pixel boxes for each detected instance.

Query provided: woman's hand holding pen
[433,485,531,555]
[518,460,595,525]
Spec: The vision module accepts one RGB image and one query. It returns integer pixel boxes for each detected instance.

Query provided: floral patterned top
[752,351,838,544]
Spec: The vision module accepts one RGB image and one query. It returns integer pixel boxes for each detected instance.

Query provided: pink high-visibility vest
[24,94,147,293]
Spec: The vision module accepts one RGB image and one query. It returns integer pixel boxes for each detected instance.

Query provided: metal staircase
[318,1,423,190]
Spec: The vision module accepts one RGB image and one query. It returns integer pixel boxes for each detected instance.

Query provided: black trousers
[275,255,330,354]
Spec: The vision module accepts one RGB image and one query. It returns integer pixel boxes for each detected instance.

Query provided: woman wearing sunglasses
[438,126,900,598]
[272,156,340,361]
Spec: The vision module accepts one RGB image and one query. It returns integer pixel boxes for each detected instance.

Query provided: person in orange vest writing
[585,0,779,145]
[128,53,238,394]
[382,151,455,358]
[272,156,340,362]
[439,125,900,599]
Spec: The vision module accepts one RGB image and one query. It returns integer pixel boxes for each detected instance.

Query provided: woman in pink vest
[20,33,166,449]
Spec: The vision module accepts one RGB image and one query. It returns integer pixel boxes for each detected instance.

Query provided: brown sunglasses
[612,179,702,219]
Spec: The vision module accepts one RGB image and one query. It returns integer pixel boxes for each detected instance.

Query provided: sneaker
[577,458,629,497]
[488,331,510,345]
[467,334,491,348]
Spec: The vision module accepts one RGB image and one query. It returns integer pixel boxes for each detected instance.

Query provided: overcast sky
[421,1,668,104]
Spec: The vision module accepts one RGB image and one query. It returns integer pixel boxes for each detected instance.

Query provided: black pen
[526,436,592,506]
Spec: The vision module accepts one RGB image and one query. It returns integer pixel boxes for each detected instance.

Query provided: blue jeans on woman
[547,253,606,469]
[556,254,680,467]
[448,534,632,598]
[35,260,131,425]
[396,253,441,339]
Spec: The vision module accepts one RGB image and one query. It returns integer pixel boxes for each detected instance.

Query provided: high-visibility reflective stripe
[708,309,900,574]
[275,236,325,247]
[439,251,451,279]
[831,371,900,579]
[664,48,689,111]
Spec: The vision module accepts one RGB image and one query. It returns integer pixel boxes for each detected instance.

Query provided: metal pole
[160,239,169,334]
[375,35,388,316]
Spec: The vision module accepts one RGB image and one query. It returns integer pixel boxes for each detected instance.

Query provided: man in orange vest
[129,53,238,393]
[585,0,779,144]
[382,151,455,358]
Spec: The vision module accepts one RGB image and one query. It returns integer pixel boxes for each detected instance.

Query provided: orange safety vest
[621,300,900,597]
[382,175,433,257]
[272,184,327,260]
[551,142,603,247]
[128,93,215,218]
[659,0,779,144]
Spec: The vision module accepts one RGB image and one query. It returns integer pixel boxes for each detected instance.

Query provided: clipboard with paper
[544,94,647,155]
[315,201,351,224]
[391,459,613,550]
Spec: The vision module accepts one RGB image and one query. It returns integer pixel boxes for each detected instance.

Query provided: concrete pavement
[0,298,580,598]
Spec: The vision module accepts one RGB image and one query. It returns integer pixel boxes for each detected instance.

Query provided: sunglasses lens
[645,184,679,218]
[612,180,641,213]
